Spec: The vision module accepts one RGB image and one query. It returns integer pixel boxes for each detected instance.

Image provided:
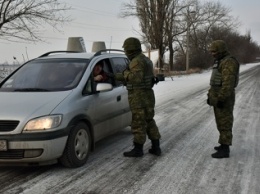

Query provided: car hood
[0,91,72,121]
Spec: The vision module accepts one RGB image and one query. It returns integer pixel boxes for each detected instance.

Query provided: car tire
[59,122,91,168]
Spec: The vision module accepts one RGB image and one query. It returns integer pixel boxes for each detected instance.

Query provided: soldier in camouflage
[115,37,161,157]
[207,40,240,158]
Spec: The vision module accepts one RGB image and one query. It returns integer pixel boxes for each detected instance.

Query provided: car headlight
[23,115,62,132]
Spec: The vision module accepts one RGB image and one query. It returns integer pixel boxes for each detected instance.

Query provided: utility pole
[186,10,196,73]
[186,19,190,73]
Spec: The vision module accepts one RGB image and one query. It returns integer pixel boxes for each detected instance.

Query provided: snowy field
[154,62,258,104]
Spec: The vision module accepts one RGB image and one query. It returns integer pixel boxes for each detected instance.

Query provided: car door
[109,56,130,115]
[83,57,131,142]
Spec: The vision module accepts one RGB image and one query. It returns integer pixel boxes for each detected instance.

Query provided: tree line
[121,0,260,71]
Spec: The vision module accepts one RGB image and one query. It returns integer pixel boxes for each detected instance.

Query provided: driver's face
[93,65,102,76]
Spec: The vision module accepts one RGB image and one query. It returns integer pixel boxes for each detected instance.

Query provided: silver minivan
[0,50,131,167]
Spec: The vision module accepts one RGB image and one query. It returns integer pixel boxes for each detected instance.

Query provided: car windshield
[0,58,89,92]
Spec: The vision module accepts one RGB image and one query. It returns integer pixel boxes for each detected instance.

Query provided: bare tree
[121,0,198,70]
[121,0,173,69]
[174,1,240,70]
[191,1,239,52]
[121,0,257,71]
[164,0,196,70]
[0,0,71,42]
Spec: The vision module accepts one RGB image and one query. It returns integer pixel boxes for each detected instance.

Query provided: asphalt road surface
[0,65,259,194]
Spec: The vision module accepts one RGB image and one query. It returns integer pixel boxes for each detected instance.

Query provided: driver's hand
[94,75,103,81]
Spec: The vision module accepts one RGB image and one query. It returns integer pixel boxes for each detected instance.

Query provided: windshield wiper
[14,88,50,92]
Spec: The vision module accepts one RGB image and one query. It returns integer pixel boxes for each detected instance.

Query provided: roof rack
[94,49,124,57]
[38,51,82,58]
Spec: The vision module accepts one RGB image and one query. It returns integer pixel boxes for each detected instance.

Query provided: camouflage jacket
[209,55,240,101]
[115,53,155,109]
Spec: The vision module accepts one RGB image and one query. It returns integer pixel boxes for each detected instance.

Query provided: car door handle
[117,95,121,102]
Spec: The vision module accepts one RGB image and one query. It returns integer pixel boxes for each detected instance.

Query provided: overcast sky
[0,0,260,64]
[210,0,260,43]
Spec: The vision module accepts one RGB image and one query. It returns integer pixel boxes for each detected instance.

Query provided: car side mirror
[96,83,113,92]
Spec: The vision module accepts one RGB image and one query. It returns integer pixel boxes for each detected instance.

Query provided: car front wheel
[59,122,91,168]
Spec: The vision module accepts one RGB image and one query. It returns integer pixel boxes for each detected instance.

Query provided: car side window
[101,59,116,86]
[82,78,93,95]
[82,58,115,95]
[92,59,114,85]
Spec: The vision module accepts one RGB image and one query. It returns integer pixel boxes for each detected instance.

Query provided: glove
[122,68,130,75]
[207,92,217,106]
[207,98,210,105]
[216,101,225,108]
[114,73,124,81]
[151,76,159,87]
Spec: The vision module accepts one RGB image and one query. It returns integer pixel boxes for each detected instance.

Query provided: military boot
[149,139,161,156]
[214,144,223,151]
[123,142,144,157]
[211,144,230,158]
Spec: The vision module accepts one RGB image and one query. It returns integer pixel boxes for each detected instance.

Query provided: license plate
[0,140,7,151]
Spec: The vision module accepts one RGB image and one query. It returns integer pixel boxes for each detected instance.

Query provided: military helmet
[209,40,228,53]
[122,37,141,51]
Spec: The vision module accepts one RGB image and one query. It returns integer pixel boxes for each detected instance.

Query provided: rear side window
[110,57,129,87]
[110,57,129,73]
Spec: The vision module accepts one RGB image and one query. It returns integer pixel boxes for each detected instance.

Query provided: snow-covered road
[0,63,259,194]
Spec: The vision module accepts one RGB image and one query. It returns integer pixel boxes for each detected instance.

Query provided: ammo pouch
[210,68,222,86]
[210,56,240,87]
[126,76,158,90]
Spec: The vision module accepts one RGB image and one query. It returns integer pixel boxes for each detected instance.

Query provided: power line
[42,36,124,44]
[67,3,118,17]
[70,22,132,31]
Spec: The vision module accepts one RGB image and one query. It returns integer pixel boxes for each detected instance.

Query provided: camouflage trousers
[213,93,235,145]
[131,107,161,144]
